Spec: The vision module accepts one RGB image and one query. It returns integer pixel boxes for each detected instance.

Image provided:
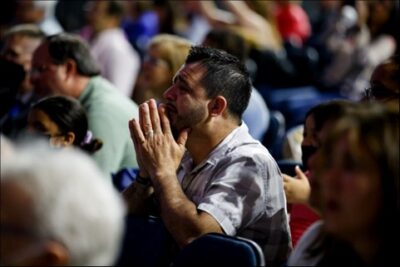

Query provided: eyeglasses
[364,84,400,101]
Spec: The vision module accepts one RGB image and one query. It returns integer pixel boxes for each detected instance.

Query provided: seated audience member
[27,95,102,153]
[1,143,126,266]
[364,55,399,112]
[30,33,139,176]
[82,1,140,97]
[282,100,353,247]
[124,46,291,267]
[0,24,45,138]
[132,34,192,104]
[288,102,399,266]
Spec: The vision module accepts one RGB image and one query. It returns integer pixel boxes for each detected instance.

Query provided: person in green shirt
[31,33,139,177]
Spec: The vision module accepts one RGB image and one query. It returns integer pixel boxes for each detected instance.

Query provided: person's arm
[195,1,236,27]
[122,176,155,215]
[128,99,222,247]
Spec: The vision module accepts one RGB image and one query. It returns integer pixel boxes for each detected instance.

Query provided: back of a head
[203,28,249,62]
[149,34,192,75]
[105,1,124,20]
[46,33,100,77]
[305,99,355,132]
[1,143,126,265]
[185,46,252,122]
[31,96,87,144]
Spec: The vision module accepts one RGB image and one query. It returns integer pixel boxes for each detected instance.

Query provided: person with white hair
[0,143,126,266]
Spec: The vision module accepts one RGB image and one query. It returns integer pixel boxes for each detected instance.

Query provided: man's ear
[64,59,77,79]
[208,96,227,117]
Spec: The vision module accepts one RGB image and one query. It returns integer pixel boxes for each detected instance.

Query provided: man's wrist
[136,173,152,186]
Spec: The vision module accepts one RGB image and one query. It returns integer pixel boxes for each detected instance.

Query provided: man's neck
[186,119,239,167]
[68,76,91,98]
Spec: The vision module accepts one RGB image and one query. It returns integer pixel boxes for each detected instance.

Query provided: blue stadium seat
[171,233,265,267]
[115,215,175,266]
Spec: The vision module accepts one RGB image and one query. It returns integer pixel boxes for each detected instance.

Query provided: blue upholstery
[259,85,345,128]
[277,159,303,176]
[171,233,265,267]
[115,215,175,266]
[263,111,286,160]
[112,168,139,192]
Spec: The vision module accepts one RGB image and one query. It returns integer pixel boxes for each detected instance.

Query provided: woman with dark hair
[288,102,399,266]
[27,95,102,154]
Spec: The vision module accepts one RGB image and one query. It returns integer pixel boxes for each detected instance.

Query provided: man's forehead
[173,62,205,82]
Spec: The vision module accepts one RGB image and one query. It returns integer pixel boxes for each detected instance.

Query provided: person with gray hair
[0,143,126,266]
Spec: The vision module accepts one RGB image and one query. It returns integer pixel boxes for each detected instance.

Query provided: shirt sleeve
[197,156,268,235]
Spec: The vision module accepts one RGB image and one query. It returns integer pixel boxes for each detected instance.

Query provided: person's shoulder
[287,221,324,266]
[88,77,138,109]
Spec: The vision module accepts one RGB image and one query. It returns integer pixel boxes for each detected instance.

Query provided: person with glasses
[30,33,139,177]
[27,95,102,154]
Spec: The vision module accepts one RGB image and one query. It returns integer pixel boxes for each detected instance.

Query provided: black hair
[31,96,102,154]
[106,1,124,18]
[305,99,354,132]
[204,28,249,62]
[185,46,252,122]
[46,33,100,77]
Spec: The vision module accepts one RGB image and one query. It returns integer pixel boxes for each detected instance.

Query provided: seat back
[263,110,286,160]
[171,233,265,267]
[115,215,175,266]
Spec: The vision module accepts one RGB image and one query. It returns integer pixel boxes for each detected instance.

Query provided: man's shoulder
[86,77,138,110]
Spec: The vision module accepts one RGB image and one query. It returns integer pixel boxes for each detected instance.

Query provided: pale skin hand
[283,166,311,204]
[127,98,223,247]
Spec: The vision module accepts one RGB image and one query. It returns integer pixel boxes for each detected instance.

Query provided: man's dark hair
[46,33,100,77]
[106,1,124,19]
[185,46,252,121]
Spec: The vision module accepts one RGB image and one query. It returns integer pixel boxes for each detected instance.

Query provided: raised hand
[129,99,189,181]
[282,166,311,204]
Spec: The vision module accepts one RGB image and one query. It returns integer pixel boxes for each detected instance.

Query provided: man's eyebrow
[173,74,190,88]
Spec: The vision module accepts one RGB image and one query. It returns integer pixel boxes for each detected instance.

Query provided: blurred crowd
[1,1,399,266]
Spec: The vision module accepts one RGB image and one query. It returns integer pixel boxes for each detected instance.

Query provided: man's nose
[163,85,176,101]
